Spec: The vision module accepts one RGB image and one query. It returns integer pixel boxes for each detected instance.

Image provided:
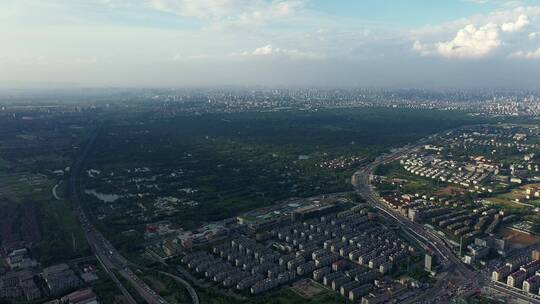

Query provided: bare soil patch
[499,227,540,248]
[291,279,326,299]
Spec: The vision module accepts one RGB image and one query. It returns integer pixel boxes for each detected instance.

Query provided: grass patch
[0,157,8,172]
[34,197,90,266]
[0,257,7,268]
[198,286,344,304]
[140,272,191,304]
[0,172,53,203]
[485,183,540,209]
[467,295,505,304]
[485,197,527,209]
[375,162,445,195]
[93,268,125,304]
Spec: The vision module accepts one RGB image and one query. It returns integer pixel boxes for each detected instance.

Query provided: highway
[143,250,203,304]
[69,130,170,304]
[352,139,478,302]
[157,271,200,304]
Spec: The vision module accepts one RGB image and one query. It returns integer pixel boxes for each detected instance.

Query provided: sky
[2,0,540,89]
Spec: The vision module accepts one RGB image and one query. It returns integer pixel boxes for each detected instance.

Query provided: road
[352,138,478,302]
[69,130,170,304]
[143,250,202,304]
[479,243,540,303]
[157,271,200,304]
[487,282,540,304]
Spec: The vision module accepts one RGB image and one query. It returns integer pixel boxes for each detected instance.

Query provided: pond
[84,189,122,203]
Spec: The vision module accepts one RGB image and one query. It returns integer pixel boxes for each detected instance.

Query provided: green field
[34,196,90,265]
[374,161,446,195]
[0,164,89,266]
[0,171,89,266]
[0,157,8,172]
[0,171,53,203]
[485,183,540,210]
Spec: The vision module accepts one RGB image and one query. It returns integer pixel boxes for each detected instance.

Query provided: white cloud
[411,5,540,60]
[252,44,275,55]
[509,47,540,59]
[412,40,432,56]
[149,0,305,27]
[501,14,530,32]
[436,23,501,58]
[245,44,323,59]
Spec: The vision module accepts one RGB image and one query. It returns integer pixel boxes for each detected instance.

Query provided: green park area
[82,107,478,237]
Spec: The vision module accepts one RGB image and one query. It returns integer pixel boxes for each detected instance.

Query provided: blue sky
[310,1,499,26]
[1,0,540,88]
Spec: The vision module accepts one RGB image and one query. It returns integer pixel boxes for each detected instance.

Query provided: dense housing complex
[180,203,419,302]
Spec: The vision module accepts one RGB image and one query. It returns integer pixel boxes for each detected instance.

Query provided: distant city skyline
[2,0,540,88]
